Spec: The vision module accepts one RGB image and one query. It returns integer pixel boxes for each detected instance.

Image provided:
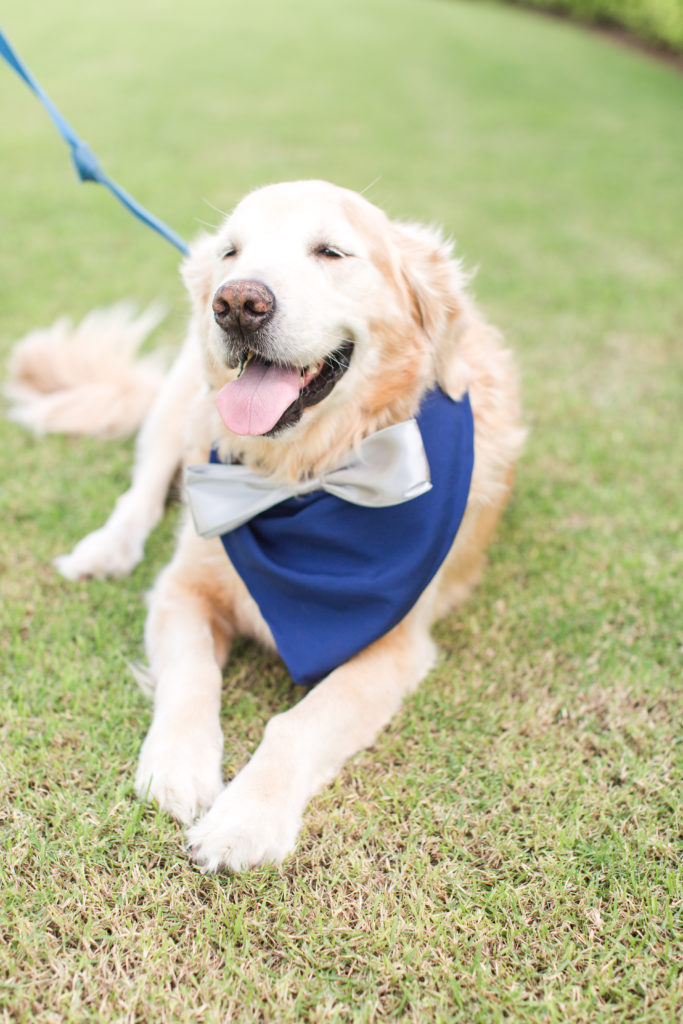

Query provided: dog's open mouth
[215,340,354,437]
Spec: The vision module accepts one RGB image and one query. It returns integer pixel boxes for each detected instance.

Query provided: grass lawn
[1,0,681,1020]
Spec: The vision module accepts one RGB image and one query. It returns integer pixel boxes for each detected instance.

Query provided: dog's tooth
[237,350,255,378]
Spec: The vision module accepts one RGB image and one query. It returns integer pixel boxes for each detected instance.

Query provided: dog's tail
[4,303,167,438]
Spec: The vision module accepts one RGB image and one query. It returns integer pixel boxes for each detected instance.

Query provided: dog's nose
[212,280,276,333]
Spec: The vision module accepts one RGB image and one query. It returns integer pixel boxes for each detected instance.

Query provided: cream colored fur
[6,303,167,438]
[7,181,525,871]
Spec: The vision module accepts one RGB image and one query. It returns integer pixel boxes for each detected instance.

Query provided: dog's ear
[390,221,474,401]
[181,233,217,314]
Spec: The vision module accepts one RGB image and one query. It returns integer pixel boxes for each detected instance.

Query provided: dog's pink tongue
[215,361,301,436]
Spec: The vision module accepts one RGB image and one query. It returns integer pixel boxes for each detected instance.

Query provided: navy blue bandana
[214,389,474,686]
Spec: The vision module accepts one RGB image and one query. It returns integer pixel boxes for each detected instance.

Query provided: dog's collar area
[202,388,475,687]
[185,414,434,537]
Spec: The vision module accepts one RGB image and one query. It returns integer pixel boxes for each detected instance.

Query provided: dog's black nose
[212,280,276,333]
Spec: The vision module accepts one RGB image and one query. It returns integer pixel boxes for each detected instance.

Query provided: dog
[7,180,525,871]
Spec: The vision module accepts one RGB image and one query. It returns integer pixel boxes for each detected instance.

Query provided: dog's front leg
[135,551,232,824]
[187,605,437,872]
[56,332,201,580]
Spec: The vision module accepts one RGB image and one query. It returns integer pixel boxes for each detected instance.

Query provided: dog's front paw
[55,524,145,580]
[135,720,224,824]
[186,772,302,872]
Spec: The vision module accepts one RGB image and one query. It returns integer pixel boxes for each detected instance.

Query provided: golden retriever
[7,180,525,871]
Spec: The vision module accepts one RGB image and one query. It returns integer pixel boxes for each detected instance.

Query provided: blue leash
[1,27,189,255]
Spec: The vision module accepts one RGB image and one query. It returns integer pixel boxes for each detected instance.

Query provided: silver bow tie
[184,418,432,538]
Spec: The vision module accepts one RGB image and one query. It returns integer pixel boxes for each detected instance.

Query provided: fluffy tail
[4,302,167,438]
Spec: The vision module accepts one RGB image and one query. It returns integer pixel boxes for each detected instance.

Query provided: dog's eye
[314,245,347,260]
[221,246,238,260]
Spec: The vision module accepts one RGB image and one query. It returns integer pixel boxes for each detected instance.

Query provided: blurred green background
[493,0,683,52]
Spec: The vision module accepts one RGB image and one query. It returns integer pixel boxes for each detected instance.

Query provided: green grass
[505,0,683,52]
[1,0,682,1020]
[496,0,683,52]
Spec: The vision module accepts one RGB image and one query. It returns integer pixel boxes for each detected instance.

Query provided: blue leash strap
[0,27,189,255]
